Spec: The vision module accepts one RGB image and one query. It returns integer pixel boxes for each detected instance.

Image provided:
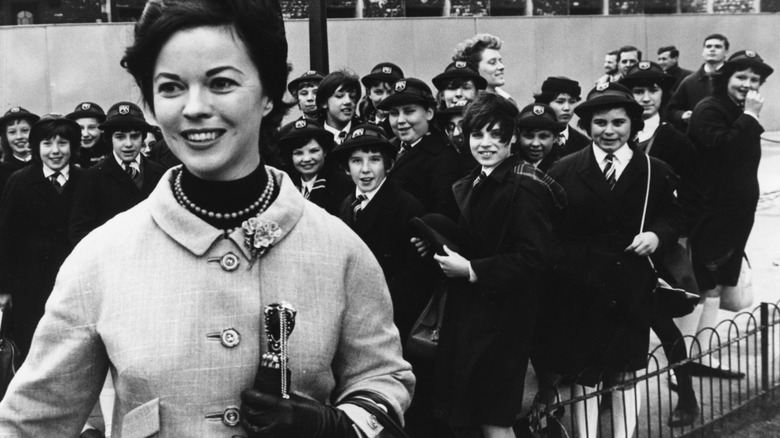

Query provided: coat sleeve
[430,148,464,221]
[688,100,764,159]
[666,77,693,130]
[0,172,24,294]
[0,248,109,436]
[645,160,684,252]
[330,238,415,421]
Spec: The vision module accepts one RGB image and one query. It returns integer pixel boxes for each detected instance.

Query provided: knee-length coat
[537,145,682,385]
[434,154,563,427]
[0,164,82,356]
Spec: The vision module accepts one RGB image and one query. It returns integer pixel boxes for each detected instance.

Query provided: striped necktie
[473,171,488,188]
[351,194,367,222]
[603,153,616,190]
[125,163,139,181]
[50,172,63,193]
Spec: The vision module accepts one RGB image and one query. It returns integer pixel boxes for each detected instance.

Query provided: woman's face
[291,139,325,181]
[153,25,272,181]
[442,80,477,108]
[5,119,32,158]
[548,93,577,124]
[478,48,505,88]
[519,129,555,163]
[39,135,71,172]
[631,84,663,119]
[727,68,761,103]
[388,104,433,144]
[590,107,632,153]
[469,122,513,168]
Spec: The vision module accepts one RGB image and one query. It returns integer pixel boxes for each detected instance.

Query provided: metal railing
[524,301,780,438]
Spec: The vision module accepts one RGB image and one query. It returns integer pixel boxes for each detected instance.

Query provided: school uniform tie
[49,172,63,194]
[398,142,411,158]
[336,131,347,145]
[302,185,310,199]
[125,163,138,181]
[603,153,616,190]
[351,194,367,222]
[557,132,566,148]
[473,171,488,188]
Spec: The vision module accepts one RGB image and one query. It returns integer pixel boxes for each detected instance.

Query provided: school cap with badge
[99,102,153,132]
[65,102,107,123]
[717,50,774,79]
[0,106,40,127]
[361,63,405,88]
[287,70,325,95]
[517,103,566,133]
[619,61,676,90]
[574,81,645,130]
[539,76,582,101]
[278,118,335,153]
[376,78,437,110]
[431,61,488,91]
[330,124,399,163]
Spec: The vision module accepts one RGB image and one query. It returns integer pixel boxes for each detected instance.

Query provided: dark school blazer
[69,155,165,244]
[0,164,83,354]
[537,145,682,384]
[338,179,433,340]
[388,132,463,220]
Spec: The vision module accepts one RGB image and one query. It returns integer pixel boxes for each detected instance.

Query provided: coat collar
[452,155,519,229]
[576,145,647,218]
[148,166,305,260]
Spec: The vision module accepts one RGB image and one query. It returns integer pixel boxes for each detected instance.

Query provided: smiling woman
[0,0,413,436]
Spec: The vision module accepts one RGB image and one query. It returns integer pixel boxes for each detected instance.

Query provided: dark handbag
[345,391,412,438]
[0,306,21,400]
[637,154,698,319]
[405,284,447,362]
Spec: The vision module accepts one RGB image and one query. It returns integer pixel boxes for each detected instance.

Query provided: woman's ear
[261,98,274,117]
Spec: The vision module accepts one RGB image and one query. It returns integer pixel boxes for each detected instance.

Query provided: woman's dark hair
[29,121,81,166]
[461,92,518,145]
[624,80,672,122]
[577,103,643,140]
[121,0,289,144]
[316,70,362,109]
[453,34,502,67]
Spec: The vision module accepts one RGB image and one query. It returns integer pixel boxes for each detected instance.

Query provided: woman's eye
[156,82,183,95]
[211,78,237,92]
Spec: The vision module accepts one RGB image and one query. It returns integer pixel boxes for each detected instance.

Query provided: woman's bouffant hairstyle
[461,92,518,145]
[29,121,81,166]
[452,33,502,67]
[121,0,289,144]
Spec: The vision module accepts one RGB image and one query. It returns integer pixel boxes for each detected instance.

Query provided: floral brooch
[242,217,282,267]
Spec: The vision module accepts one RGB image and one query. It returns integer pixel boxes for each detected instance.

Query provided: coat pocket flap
[122,398,160,438]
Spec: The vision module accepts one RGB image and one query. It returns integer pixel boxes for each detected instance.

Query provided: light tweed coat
[0,166,414,437]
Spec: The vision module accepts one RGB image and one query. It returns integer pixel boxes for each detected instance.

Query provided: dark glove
[240,388,359,438]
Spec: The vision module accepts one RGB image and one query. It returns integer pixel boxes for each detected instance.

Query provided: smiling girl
[453,34,513,104]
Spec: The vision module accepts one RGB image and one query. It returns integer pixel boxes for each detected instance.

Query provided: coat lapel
[452,168,479,229]
[355,182,394,235]
[106,157,139,193]
[612,149,646,200]
[576,147,622,218]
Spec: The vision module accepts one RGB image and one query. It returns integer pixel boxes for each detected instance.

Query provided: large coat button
[221,328,240,348]
[223,406,241,427]
[220,253,240,271]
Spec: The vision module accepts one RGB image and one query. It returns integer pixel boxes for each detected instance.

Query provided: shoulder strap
[511,163,567,210]
[639,153,651,234]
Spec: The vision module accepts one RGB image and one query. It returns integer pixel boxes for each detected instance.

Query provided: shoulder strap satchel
[343,390,412,438]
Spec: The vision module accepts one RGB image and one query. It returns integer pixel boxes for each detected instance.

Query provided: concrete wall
[1,14,778,128]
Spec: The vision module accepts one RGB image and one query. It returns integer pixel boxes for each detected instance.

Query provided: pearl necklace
[174,168,275,230]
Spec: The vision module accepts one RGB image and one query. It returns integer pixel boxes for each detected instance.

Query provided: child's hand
[433,245,470,278]
[411,237,431,258]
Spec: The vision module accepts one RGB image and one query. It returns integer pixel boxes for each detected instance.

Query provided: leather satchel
[405,284,447,363]
[637,154,698,319]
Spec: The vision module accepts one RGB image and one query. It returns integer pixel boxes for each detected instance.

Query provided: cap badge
[294,120,306,129]
[455,61,467,69]
[638,61,651,70]
[118,105,131,115]
[532,105,545,116]
[10,107,19,113]
[81,103,92,110]
[305,70,317,76]
[382,66,392,74]
[745,50,757,58]
[596,81,609,92]
[352,128,365,138]
[395,80,406,92]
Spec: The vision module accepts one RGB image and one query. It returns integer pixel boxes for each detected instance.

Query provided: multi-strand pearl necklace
[173,168,275,232]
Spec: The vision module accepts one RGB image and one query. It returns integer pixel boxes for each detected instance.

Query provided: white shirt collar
[13,153,31,162]
[42,164,70,182]
[637,114,661,143]
[560,125,570,142]
[114,151,141,169]
[592,142,633,180]
[324,120,352,144]
[356,176,387,207]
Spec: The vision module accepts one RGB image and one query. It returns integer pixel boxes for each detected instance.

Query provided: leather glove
[240,388,359,438]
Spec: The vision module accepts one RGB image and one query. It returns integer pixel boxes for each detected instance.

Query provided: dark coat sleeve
[688,98,764,158]
[68,169,102,245]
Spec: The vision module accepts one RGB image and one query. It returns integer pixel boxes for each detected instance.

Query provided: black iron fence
[524,300,780,438]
